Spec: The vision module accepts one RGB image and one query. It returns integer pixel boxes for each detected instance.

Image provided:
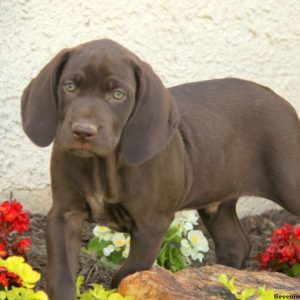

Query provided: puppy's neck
[82,153,131,231]
[88,154,119,204]
[97,154,119,203]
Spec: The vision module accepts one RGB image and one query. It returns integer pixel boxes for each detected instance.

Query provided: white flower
[103,245,115,256]
[122,246,129,258]
[180,238,205,264]
[172,211,199,234]
[171,217,183,228]
[112,233,126,248]
[93,225,110,237]
[181,239,190,248]
[188,230,203,244]
[188,230,209,253]
[102,234,112,241]
[172,217,188,234]
[182,221,193,232]
[93,226,112,242]
[182,211,199,226]
[190,249,204,262]
[180,239,192,257]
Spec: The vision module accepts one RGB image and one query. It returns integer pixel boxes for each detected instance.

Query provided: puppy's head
[21,39,179,164]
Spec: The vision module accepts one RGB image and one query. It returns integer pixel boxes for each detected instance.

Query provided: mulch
[27,209,300,291]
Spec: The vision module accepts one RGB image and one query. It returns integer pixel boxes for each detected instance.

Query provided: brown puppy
[21,39,300,300]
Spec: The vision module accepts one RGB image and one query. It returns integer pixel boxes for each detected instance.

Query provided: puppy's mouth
[56,126,118,157]
[66,139,116,158]
[70,149,94,158]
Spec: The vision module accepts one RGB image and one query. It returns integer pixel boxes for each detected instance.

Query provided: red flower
[281,244,295,258]
[0,267,6,272]
[0,199,31,259]
[259,224,300,277]
[294,227,300,239]
[272,224,292,243]
[0,201,10,213]
[4,209,19,222]
[0,272,9,287]
[265,243,278,256]
[7,272,22,287]
[11,201,22,212]
[0,267,22,288]
[296,245,300,260]
[0,243,7,258]
[17,238,31,253]
[13,212,30,234]
[260,254,271,268]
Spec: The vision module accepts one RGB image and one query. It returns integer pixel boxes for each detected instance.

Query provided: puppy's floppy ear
[21,49,70,147]
[122,60,180,164]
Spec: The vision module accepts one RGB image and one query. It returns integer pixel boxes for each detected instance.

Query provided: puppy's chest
[85,192,132,233]
[83,157,131,232]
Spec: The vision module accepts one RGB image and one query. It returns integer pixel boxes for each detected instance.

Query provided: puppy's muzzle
[72,122,98,141]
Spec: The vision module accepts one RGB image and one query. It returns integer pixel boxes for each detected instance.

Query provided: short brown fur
[21,39,300,300]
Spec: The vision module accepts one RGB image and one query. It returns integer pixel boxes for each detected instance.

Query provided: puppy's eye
[63,81,77,93]
[112,90,126,100]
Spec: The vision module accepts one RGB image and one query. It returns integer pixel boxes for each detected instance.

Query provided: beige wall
[1,0,299,216]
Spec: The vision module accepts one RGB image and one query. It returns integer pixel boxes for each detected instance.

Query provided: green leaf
[241,288,255,299]
[6,288,20,300]
[282,267,293,277]
[266,258,278,268]
[170,235,182,244]
[234,294,243,300]
[100,257,121,269]
[256,288,275,300]
[169,248,186,272]
[76,275,84,296]
[109,250,126,265]
[219,274,276,300]
[228,276,237,292]
[88,238,111,255]
[0,291,6,300]
[87,238,101,252]
[218,273,229,285]
[158,234,188,273]
[108,293,123,300]
[219,274,237,293]
[163,226,180,242]
[292,262,300,277]
[75,279,129,300]
[157,243,167,266]
[80,247,90,254]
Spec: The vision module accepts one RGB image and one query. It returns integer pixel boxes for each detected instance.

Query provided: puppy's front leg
[111,216,172,288]
[46,206,88,300]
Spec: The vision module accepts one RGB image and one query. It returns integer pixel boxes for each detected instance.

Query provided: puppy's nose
[72,123,98,140]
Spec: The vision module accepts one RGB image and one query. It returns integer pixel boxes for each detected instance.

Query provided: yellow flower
[35,290,49,300]
[112,233,126,248]
[0,256,41,289]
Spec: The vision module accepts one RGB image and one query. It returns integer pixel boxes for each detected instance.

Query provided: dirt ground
[27,209,300,291]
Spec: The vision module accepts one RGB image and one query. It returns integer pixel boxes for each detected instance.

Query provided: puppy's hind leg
[265,152,300,217]
[198,199,251,268]
[273,186,300,217]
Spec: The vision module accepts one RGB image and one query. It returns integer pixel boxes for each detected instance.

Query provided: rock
[118,264,300,300]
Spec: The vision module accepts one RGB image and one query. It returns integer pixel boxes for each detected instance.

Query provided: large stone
[118,265,300,300]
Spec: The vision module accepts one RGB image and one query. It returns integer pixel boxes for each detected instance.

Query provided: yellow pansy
[0,256,41,289]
